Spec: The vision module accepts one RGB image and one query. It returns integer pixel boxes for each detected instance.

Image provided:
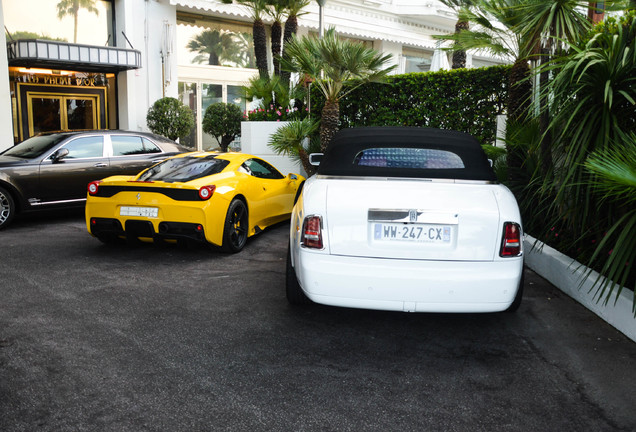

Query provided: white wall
[116,0,177,131]
[241,121,306,177]
[0,5,15,151]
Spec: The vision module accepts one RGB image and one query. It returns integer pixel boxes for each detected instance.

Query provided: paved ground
[1,210,635,432]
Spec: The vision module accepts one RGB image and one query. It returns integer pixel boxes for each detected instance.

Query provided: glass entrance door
[27,93,99,136]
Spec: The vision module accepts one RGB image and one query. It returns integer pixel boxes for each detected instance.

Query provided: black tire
[505,270,524,313]
[221,199,248,253]
[0,186,16,230]
[286,245,312,305]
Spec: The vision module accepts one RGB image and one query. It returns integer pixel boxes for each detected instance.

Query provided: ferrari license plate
[373,223,451,243]
[120,206,158,218]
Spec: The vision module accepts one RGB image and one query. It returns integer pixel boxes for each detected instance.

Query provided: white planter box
[240,121,306,177]
[524,235,635,342]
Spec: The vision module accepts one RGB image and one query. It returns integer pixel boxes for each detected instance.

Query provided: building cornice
[171,0,455,49]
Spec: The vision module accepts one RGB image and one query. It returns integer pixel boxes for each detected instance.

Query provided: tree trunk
[281,15,298,85]
[253,19,269,79]
[539,46,553,178]
[271,20,282,77]
[73,10,79,43]
[208,51,220,66]
[298,147,315,176]
[220,136,233,152]
[451,20,469,69]
[506,59,532,185]
[320,100,340,152]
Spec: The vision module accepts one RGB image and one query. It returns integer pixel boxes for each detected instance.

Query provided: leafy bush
[524,13,636,308]
[267,118,320,175]
[202,102,243,152]
[146,97,194,141]
[332,66,510,145]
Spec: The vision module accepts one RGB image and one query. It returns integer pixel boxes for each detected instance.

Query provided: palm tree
[268,118,320,175]
[222,0,270,78]
[281,0,311,82]
[433,0,532,183]
[56,0,99,43]
[187,30,242,66]
[438,0,478,69]
[267,1,287,76]
[281,28,395,150]
[516,0,591,177]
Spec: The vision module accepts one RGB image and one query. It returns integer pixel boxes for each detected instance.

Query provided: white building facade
[1,0,504,152]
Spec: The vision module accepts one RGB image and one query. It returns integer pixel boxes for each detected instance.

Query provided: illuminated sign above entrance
[7,39,142,73]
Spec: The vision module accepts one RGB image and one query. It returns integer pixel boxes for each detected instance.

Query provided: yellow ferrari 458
[85,152,305,253]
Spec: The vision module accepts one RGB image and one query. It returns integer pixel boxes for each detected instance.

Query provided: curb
[524,235,635,342]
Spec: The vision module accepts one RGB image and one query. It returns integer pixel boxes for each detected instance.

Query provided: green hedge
[312,65,510,145]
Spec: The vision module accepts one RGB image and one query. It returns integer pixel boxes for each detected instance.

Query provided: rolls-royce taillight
[301,215,323,249]
[500,222,522,257]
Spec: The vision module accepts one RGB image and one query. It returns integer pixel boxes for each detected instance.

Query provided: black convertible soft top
[317,127,497,181]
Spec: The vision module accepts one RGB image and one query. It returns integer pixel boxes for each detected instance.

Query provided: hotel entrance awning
[7,39,142,73]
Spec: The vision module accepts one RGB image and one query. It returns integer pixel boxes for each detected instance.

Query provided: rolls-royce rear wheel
[286,246,312,305]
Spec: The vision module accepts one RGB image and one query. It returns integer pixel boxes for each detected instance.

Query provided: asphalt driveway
[1,210,635,431]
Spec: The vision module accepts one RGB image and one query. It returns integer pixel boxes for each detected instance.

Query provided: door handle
[94,163,108,168]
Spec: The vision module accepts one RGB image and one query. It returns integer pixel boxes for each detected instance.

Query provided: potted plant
[146,97,195,142]
[202,102,243,152]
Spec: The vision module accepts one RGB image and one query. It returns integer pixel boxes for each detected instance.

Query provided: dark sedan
[0,130,188,229]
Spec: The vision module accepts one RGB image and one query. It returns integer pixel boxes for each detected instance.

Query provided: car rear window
[138,156,229,183]
[355,148,465,169]
[317,127,496,181]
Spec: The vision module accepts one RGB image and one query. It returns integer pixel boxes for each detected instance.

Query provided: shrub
[334,66,510,145]
[146,97,194,141]
[268,118,320,175]
[202,103,243,152]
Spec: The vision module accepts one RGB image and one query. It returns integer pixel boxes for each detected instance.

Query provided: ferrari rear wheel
[0,186,16,230]
[221,199,248,253]
[286,246,312,305]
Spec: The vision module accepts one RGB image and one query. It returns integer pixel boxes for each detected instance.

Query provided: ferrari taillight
[87,180,101,196]
[198,185,216,200]
[301,215,323,249]
[500,222,522,257]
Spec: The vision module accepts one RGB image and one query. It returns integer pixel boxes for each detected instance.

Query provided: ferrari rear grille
[94,185,202,201]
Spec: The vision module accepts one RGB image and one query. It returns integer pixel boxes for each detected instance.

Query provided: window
[4,0,113,46]
[111,135,144,156]
[142,138,161,154]
[402,47,433,73]
[354,148,465,169]
[138,156,229,183]
[242,159,284,179]
[60,136,104,159]
[177,14,255,68]
[111,135,161,156]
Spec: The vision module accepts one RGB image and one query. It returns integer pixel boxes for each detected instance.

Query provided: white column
[373,40,401,75]
[115,0,176,131]
[0,5,16,150]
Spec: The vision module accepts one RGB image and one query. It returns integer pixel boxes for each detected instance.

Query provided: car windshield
[138,156,229,183]
[1,134,67,159]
